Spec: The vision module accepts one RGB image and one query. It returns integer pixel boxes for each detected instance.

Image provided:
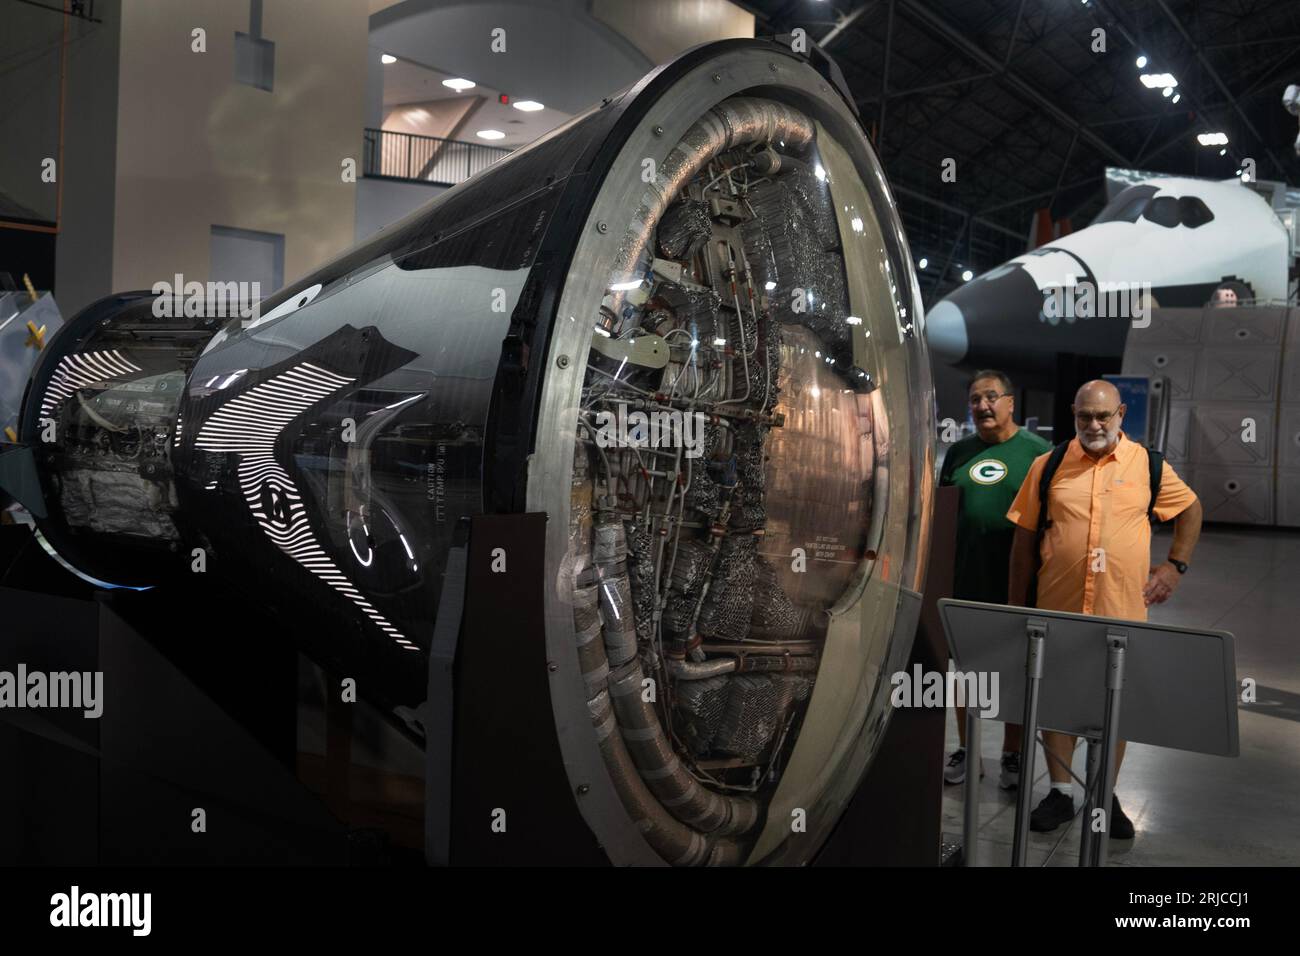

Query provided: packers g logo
[969,459,1008,485]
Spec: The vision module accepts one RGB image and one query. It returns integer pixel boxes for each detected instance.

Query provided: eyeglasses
[968,391,1010,407]
[1075,408,1120,426]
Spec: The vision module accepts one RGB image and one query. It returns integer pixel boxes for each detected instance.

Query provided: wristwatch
[1167,558,1188,574]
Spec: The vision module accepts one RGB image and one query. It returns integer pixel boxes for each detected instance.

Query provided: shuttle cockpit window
[1177,195,1215,228]
[1093,184,1158,223]
[1136,194,1215,229]
[1142,195,1181,227]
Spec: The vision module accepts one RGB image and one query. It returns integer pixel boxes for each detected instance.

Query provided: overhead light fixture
[1162,87,1173,98]
[442,77,476,92]
[513,100,545,112]
[1139,73,1178,89]
[764,280,776,290]
[1135,55,1148,69]
[961,269,974,282]
[917,257,928,269]
[1219,148,1227,156]
[1197,131,1229,146]
[476,129,506,140]
[381,53,397,65]
[1172,93,1181,104]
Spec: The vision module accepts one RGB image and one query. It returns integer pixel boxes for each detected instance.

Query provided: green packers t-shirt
[939,427,1051,604]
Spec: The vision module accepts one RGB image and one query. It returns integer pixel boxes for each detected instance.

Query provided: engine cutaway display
[535,65,933,865]
[13,40,933,866]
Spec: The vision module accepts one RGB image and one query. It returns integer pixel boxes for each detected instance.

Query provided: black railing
[362,128,511,186]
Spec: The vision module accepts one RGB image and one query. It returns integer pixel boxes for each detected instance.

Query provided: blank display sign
[939,599,1238,757]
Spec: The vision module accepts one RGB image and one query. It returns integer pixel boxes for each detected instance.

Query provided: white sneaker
[943,748,984,785]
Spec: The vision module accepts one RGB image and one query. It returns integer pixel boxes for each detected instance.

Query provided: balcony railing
[362,128,511,186]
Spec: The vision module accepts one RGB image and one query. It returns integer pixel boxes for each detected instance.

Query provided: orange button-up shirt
[1006,433,1197,622]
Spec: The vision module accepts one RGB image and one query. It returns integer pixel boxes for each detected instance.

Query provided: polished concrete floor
[942,524,1300,866]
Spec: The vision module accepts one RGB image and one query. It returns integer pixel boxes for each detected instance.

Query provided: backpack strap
[1035,441,1072,537]
[1145,445,1164,522]
[1028,441,1071,607]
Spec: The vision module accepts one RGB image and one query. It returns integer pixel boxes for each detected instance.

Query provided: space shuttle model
[927,172,1299,372]
[0,39,935,865]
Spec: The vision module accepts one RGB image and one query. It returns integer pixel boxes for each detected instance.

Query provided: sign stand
[1010,619,1046,866]
[940,599,1238,868]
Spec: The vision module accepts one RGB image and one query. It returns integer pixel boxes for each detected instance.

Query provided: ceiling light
[1219,148,1227,156]
[961,269,974,282]
[512,100,545,112]
[1135,55,1148,69]
[764,281,776,290]
[1197,132,1229,146]
[1172,93,1181,104]
[381,53,397,65]
[476,129,506,140]
[442,78,476,92]
[917,257,928,269]
[1139,73,1178,89]
[1162,87,1173,98]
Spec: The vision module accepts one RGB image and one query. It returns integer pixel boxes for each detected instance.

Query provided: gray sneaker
[999,752,1021,790]
[943,748,984,785]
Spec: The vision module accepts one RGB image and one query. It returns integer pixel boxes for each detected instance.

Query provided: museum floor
[943,524,1300,866]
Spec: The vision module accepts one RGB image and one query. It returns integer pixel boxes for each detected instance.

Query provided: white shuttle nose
[924,248,1133,372]
[924,300,968,366]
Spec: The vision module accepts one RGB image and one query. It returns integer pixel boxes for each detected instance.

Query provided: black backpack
[1027,441,1163,606]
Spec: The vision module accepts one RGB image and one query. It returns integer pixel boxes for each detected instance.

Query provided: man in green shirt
[939,369,1050,788]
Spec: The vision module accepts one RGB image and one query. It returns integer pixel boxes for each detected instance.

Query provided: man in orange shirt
[1005,380,1203,839]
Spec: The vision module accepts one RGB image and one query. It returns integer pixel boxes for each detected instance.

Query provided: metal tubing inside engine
[610,97,814,300]
[575,619,611,699]
[579,593,739,865]
[665,657,737,680]
[608,661,759,836]
[588,691,711,866]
